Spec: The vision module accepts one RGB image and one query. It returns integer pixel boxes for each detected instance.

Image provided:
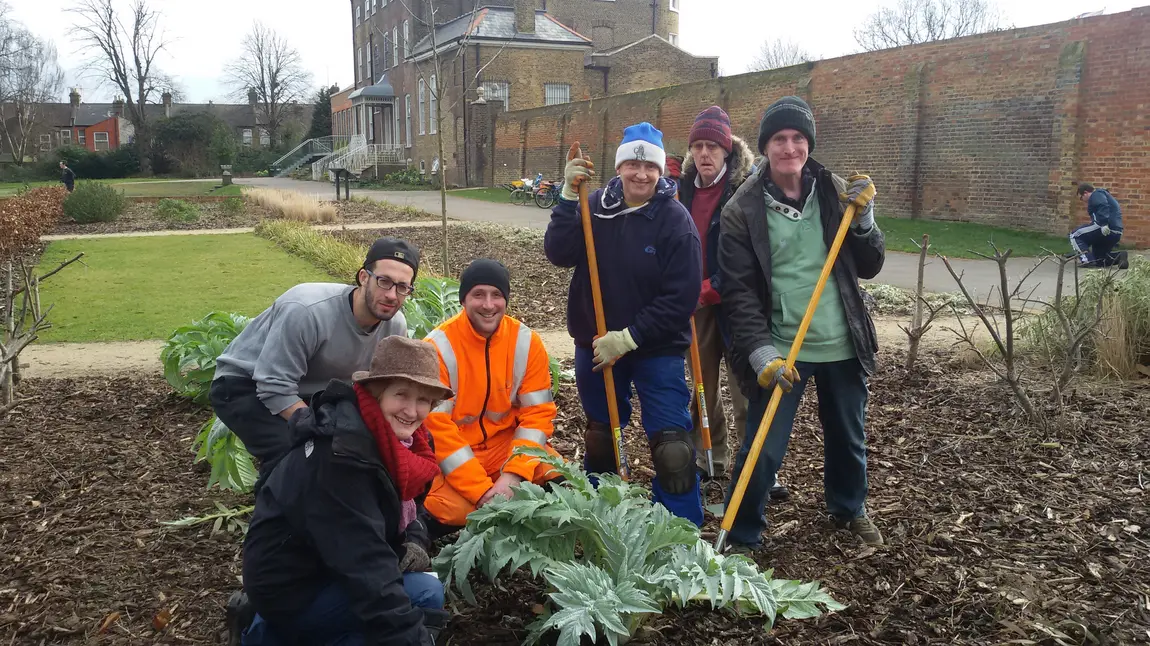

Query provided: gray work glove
[842,175,876,231]
[749,345,800,393]
[561,157,595,202]
[1102,225,1111,236]
[399,542,430,573]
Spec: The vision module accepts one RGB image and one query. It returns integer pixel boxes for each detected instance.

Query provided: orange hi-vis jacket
[423,311,557,505]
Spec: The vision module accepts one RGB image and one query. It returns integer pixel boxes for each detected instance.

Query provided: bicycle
[534,179,562,208]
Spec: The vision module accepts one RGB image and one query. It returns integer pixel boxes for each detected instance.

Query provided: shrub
[62,182,127,224]
[232,148,280,175]
[246,187,337,223]
[436,447,844,645]
[45,145,139,180]
[221,196,245,216]
[0,186,66,260]
[155,198,202,223]
[256,219,365,279]
[160,311,256,492]
[1021,256,1150,378]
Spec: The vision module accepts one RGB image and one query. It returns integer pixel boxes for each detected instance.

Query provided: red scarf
[354,384,440,500]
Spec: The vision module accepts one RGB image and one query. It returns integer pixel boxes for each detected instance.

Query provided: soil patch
[336,223,570,330]
[50,200,440,236]
[2,355,1147,644]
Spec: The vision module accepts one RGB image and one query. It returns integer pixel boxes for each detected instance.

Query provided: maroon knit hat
[689,106,732,154]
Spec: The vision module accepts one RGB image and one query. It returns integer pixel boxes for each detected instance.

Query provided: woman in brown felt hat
[233,336,454,646]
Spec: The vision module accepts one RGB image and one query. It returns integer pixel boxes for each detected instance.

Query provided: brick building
[339,0,716,184]
[0,88,305,164]
[483,7,1150,246]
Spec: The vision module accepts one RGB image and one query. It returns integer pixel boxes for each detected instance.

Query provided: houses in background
[0,88,306,164]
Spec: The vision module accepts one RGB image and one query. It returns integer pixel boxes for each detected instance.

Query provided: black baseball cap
[363,237,420,282]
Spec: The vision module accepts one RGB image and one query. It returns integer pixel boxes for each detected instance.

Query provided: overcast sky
[6,0,1144,104]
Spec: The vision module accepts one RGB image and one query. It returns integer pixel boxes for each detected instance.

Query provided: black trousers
[210,377,291,471]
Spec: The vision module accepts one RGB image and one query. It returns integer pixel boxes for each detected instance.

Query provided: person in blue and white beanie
[544,122,706,526]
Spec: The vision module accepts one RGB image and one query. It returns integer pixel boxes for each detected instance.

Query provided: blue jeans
[726,358,869,546]
[575,348,703,526]
[242,573,444,646]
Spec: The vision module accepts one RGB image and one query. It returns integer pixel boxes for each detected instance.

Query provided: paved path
[238,177,552,229]
[41,220,459,241]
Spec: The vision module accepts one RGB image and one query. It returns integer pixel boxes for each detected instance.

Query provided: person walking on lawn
[718,96,886,549]
[211,237,415,473]
[545,122,706,526]
[234,336,451,646]
[420,259,562,535]
[59,161,76,192]
[1071,182,1128,269]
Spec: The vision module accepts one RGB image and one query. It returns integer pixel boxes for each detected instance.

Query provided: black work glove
[398,542,430,573]
[422,608,451,645]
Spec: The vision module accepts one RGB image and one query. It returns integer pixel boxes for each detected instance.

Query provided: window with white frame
[403,21,410,57]
[668,32,679,46]
[392,27,398,68]
[371,0,377,13]
[78,130,86,145]
[669,0,678,10]
[357,47,363,81]
[242,128,253,147]
[355,5,361,24]
[362,1,368,18]
[428,75,437,134]
[93,131,110,151]
[419,159,426,174]
[544,83,570,106]
[404,94,412,146]
[418,79,426,134]
[60,130,71,145]
[259,128,270,146]
[39,134,51,151]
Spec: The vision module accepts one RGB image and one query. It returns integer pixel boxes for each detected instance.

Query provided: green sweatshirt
[765,179,855,363]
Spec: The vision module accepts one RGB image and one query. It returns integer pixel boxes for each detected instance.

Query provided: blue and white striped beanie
[615,122,666,174]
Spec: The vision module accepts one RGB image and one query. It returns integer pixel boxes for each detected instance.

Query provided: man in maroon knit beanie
[679,106,787,499]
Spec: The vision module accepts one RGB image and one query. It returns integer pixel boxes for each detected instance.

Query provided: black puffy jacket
[242,380,435,646]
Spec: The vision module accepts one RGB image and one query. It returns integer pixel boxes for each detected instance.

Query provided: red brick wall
[492,7,1150,246]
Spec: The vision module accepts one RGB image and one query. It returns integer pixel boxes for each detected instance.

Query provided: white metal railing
[313,135,367,181]
[325,142,403,179]
[272,135,354,176]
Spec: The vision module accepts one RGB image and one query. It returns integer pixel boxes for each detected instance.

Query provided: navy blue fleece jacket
[544,176,701,356]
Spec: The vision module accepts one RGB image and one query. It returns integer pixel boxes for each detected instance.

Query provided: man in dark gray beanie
[717,95,887,549]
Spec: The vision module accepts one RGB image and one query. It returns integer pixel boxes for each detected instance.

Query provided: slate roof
[412,7,591,56]
[39,101,302,130]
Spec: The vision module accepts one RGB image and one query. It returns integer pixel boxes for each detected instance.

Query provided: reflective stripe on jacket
[423,312,556,504]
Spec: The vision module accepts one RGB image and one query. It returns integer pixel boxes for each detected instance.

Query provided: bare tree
[225,22,312,149]
[855,0,1003,52]
[747,38,810,72]
[0,18,64,164]
[69,0,172,173]
[900,235,948,371]
[395,0,511,274]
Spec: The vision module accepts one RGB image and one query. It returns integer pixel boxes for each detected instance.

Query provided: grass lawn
[449,187,517,203]
[35,234,335,343]
[0,179,242,197]
[877,216,1073,258]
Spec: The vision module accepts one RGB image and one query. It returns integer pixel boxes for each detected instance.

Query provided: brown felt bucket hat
[352,336,454,400]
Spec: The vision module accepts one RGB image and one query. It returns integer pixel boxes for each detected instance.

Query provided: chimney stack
[69,88,81,126]
[112,96,125,118]
[247,87,258,106]
[514,0,535,34]
[162,91,172,118]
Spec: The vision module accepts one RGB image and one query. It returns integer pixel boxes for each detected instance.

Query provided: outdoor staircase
[271,136,354,177]
[323,141,404,180]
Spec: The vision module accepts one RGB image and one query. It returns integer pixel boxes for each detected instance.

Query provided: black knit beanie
[757,96,816,155]
[459,258,511,303]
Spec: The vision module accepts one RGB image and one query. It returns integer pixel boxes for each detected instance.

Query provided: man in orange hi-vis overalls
[422,259,562,534]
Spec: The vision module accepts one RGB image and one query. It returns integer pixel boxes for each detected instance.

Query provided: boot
[422,607,451,644]
[225,590,255,646]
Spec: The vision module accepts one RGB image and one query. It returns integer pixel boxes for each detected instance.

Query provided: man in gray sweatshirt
[211,237,419,470]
